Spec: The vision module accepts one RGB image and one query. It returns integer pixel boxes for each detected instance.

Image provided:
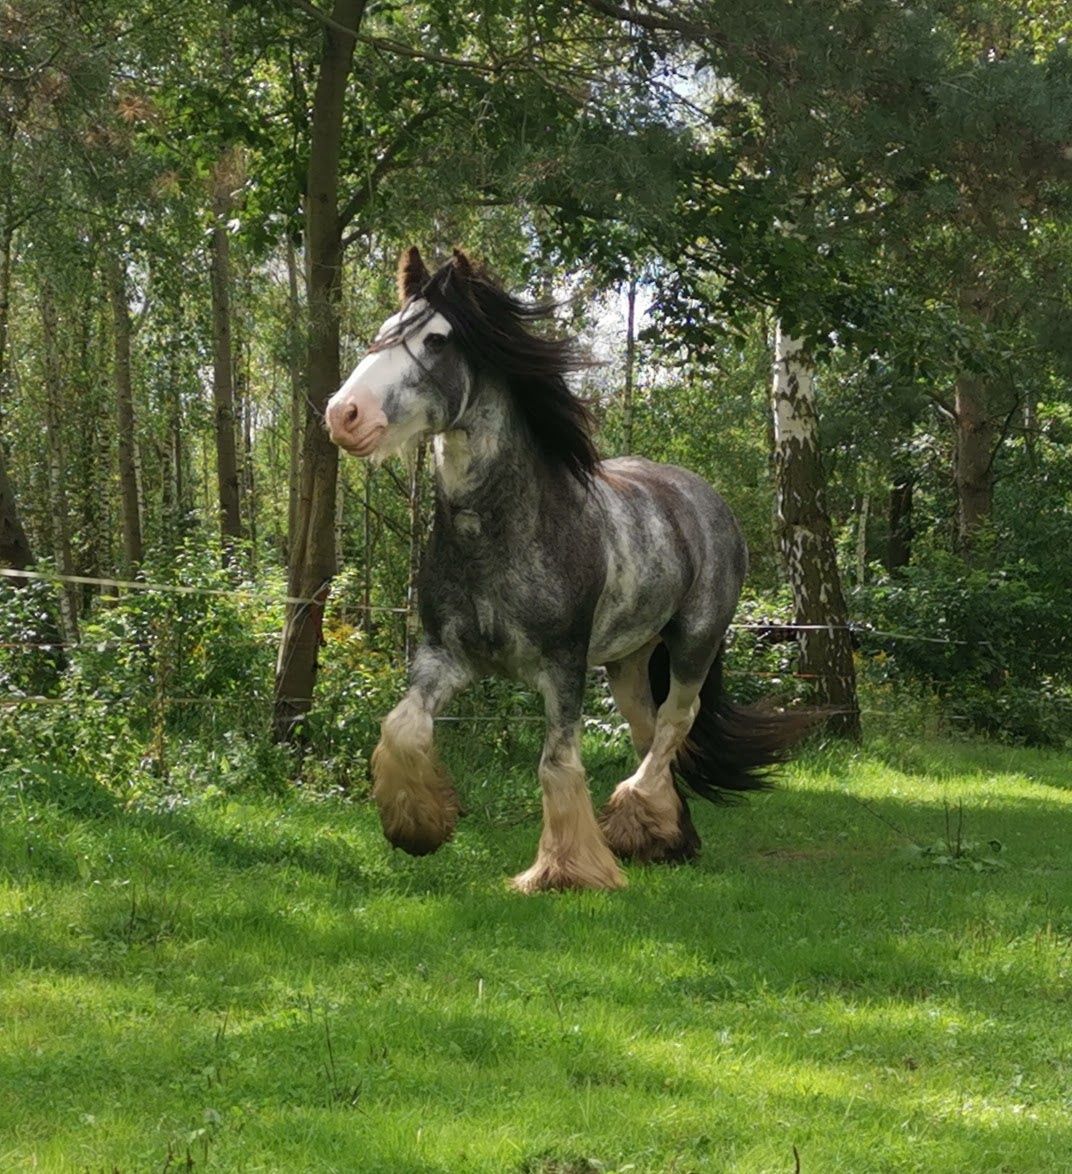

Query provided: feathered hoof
[371,739,460,857]
[599,781,701,864]
[375,781,460,856]
[510,849,626,894]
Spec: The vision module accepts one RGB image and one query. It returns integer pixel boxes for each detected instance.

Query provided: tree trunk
[886,473,913,572]
[1023,391,1037,470]
[209,188,243,554]
[238,336,257,569]
[622,275,637,454]
[74,304,101,608]
[0,453,32,572]
[361,464,373,633]
[0,221,12,431]
[0,155,29,574]
[285,235,304,565]
[0,115,14,432]
[168,332,187,524]
[771,323,860,739]
[265,365,284,559]
[404,444,426,663]
[273,0,366,741]
[108,254,144,574]
[40,286,79,641]
[334,457,346,575]
[854,492,869,586]
[953,371,994,561]
[94,298,116,583]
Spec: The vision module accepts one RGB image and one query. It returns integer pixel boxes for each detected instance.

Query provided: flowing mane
[384,252,600,484]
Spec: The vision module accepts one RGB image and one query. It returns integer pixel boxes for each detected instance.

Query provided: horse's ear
[397,246,429,304]
[451,248,473,279]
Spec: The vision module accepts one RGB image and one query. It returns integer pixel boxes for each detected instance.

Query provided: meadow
[3,729,1071,1172]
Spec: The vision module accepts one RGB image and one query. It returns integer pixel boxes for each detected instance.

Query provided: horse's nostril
[344,403,359,428]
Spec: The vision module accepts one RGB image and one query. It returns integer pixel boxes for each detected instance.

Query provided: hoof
[386,825,454,858]
[510,850,626,894]
[371,739,460,857]
[599,782,701,864]
[374,779,460,856]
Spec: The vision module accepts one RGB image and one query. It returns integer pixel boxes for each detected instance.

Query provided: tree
[273,0,366,741]
[208,150,245,556]
[771,326,859,738]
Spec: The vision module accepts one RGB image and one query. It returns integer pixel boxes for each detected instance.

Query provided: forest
[3,0,1072,760]
[3,2,1072,1170]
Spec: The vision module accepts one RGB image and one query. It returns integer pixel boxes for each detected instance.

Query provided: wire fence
[0,567,408,612]
[2,564,1070,722]
[0,565,994,647]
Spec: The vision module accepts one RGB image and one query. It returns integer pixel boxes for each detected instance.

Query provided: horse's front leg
[371,644,471,856]
[512,664,625,893]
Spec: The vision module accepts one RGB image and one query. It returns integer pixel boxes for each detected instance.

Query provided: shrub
[853,553,1072,745]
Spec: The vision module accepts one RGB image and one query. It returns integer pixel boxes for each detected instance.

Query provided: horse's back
[587,456,747,666]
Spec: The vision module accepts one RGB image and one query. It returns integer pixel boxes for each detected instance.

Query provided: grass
[2,728,1072,1172]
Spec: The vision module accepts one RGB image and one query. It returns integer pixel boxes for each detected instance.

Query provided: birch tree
[771,324,859,739]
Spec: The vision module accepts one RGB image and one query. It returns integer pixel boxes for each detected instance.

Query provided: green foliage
[0,537,288,803]
[4,0,1072,778]
[854,552,1072,745]
[299,611,406,792]
[69,545,275,714]
[0,579,64,696]
[900,802,1008,873]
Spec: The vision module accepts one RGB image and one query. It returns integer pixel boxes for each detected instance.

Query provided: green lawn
[2,731,1071,1172]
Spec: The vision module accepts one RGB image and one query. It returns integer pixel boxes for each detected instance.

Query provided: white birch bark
[771,323,859,738]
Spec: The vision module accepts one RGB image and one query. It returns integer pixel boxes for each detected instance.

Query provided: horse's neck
[431,377,545,528]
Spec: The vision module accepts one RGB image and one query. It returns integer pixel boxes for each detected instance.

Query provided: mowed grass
[2,730,1072,1172]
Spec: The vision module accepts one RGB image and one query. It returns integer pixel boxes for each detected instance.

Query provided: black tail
[647,643,813,803]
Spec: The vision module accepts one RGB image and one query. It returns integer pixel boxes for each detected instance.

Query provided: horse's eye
[425,332,449,352]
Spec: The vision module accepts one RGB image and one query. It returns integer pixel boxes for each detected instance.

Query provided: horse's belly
[586,489,691,666]
[587,566,679,666]
[587,621,664,667]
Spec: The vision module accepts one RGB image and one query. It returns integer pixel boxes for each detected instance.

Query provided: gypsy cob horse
[325,247,803,891]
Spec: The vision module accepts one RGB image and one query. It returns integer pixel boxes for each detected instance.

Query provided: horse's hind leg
[605,639,659,757]
[512,662,625,893]
[372,643,470,856]
[599,646,704,864]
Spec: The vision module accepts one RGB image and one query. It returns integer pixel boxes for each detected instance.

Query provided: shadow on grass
[3,767,1070,995]
[3,931,1070,1172]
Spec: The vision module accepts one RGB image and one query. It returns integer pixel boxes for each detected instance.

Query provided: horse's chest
[430,570,538,670]
[444,594,539,676]
[423,521,596,675]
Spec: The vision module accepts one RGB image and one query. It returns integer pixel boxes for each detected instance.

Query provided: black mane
[412,256,600,485]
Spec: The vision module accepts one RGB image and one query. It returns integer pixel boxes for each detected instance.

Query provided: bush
[853,552,1072,745]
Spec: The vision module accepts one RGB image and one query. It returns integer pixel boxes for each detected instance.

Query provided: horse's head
[325,246,474,460]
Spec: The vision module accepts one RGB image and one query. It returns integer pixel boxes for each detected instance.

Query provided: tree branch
[983,391,1022,480]
[338,107,440,234]
[357,33,503,74]
[290,0,358,40]
[581,0,718,46]
[925,389,956,420]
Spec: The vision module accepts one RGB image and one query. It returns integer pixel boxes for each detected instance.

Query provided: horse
[325,246,805,892]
